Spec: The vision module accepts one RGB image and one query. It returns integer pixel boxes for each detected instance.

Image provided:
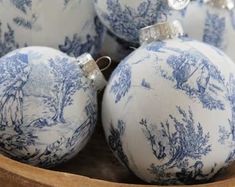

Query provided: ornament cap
[205,0,234,10]
[168,0,190,10]
[77,53,107,91]
[139,20,184,44]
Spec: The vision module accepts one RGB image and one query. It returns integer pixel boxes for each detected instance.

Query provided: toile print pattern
[0,49,97,167]
[103,37,235,184]
[140,106,216,184]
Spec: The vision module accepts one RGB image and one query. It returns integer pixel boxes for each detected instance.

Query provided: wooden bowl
[1,63,235,187]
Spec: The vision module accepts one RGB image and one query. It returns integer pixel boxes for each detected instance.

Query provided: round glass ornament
[102,20,235,185]
[93,0,190,44]
[169,0,235,61]
[0,47,107,167]
[0,0,105,57]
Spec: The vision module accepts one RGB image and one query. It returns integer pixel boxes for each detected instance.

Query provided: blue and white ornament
[0,0,105,58]
[94,0,189,44]
[102,21,235,184]
[0,47,106,167]
[169,0,235,61]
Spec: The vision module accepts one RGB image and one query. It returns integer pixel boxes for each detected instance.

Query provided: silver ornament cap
[139,20,184,44]
[168,0,190,10]
[77,53,107,91]
[204,0,234,10]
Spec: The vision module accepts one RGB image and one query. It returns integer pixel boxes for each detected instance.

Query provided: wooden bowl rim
[0,155,235,187]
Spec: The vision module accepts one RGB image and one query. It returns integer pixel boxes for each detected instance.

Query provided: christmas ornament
[169,0,235,61]
[0,47,107,167]
[0,0,105,58]
[94,0,190,44]
[102,20,235,184]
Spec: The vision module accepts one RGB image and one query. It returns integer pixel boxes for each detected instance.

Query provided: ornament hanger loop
[168,0,190,10]
[96,56,112,72]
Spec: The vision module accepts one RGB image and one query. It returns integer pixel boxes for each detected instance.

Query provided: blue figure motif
[161,48,225,110]
[203,11,225,49]
[10,0,32,14]
[0,22,20,57]
[102,0,171,42]
[0,53,30,134]
[110,61,131,103]
[108,120,129,169]
[67,102,97,149]
[140,106,215,184]
[59,16,104,57]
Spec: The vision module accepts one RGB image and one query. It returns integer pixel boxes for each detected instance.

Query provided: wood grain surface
[1,62,235,187]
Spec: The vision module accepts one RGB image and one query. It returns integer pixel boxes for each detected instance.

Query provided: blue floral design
[0,22,20,57]
[159,48,225,110]
[110,61,131,103]
[203,11,226,49]
[140,106,215,184]
[100,0,172,42]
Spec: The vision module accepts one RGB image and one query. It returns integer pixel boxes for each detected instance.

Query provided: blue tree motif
[161,49,225,110]
[203,11,225,49]
[59,16,104,57]
[0,22,20,57]
[110,61,131,103]
[10,0,32,14]
[44,57,85,123]
[13,14,37,30]
[0,53,30,134]
[140,106,215,184]
[108,120,129,169]
[103,0,171,42]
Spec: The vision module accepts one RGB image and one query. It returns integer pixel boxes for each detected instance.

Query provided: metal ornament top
[168,0,190,10]
[77,53,107,91]
[139,20,184,44]
[204,0,235,10]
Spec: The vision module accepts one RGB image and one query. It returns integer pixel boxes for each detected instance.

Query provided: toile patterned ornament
[93,0,190,44]
[102,20,235,185]
[0,47,107,167]
[168,0,235,62]
[0,0,104,58]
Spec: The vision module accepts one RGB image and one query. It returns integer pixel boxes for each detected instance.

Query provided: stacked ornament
[95,0,235,185]
[0,0,235,186]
